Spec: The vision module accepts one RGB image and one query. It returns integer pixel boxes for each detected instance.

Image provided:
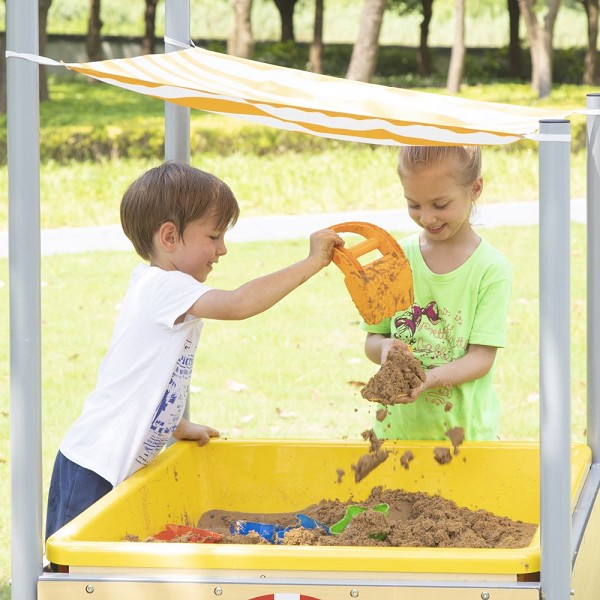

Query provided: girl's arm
[410,344,498,398]
[188,229,343,320]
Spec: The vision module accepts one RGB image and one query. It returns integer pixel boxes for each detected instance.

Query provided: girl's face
[401,157,482,244]
[167,213,228,282]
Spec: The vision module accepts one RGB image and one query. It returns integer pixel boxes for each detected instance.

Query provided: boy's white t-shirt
[60,264,212,487]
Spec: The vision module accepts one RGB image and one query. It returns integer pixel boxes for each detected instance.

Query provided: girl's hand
[173,418,220,446]
[409,368,452,399]
[308,229,345,268]
[410,378,428,399]
[380,338,411,364]
[407,344,497,399]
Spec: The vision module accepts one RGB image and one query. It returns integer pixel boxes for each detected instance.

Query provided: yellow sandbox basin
[46,439,591,577]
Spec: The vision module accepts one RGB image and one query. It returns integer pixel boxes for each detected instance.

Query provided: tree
[517,0,561,98]
[417,0,434,77]
[1,24,5,114]
[86,0,104,62]
[388,0,435,77]
[446,0,465,93]
[309,0,324,73]
[39,0,53,101]
[143,0,160,55]
[346,0,387,82]
[387,0,433,77]
[1,0,50,108]
[273,0,300,41]
[507,0,522,77]
[581,0,599,84]
[227,0,253,58]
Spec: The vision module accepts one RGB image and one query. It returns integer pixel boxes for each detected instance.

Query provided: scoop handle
[330,221,400,274]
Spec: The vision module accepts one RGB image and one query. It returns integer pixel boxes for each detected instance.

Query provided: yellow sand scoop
[330,222,413,325]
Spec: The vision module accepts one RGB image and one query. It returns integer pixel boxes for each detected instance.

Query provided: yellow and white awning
[9,46,573,146]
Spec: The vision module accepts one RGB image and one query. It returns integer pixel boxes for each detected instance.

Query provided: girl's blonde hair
[397,145,482,187]
[120,162,240,261]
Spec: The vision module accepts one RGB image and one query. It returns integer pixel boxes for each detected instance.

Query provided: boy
[45,161,343,547]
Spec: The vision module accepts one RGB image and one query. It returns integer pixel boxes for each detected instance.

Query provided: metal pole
[7,0,43,598]
[587,94,600,463]
[164,0,190,163]
[538,119,572,600]
[165,0,190,424]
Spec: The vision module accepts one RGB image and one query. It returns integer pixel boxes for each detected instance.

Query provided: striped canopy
[18,46,571,146]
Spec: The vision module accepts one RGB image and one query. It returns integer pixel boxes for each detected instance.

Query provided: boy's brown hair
[120,162,240,261]
[397,145,482,187]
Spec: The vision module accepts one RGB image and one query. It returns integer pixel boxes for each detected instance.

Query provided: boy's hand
[173,418,220,446]
[308,229,345,268]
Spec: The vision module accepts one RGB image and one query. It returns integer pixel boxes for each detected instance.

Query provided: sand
[197,486,537,548]
[361,347,426,405]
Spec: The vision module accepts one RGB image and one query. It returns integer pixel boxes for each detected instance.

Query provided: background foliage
[25,0,585,48]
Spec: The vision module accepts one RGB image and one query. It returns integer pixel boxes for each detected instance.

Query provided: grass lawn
[0,128,590,231]
[0,221,588,595]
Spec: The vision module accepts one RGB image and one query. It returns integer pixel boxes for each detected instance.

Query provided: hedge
[0,42,589,165]
[0,114,587,165]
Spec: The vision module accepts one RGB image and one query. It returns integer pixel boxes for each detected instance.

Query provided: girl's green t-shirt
[362,234,512,441]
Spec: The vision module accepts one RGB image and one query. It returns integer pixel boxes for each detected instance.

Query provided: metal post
[587,94,600,463]
[164,0,190,163]
[7,0,43,599]
[165,0,190,424]
[538,119,572,600]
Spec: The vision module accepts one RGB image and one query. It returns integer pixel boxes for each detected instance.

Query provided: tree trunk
[0,32,6,114]
[86,0,104,62]
[39,0,53,101]
[417,0,433,77]
[507,0,522,77]
[518,0,561,98]
[309,0,324,73]
[583,0,599,84]
[227,0,254,58]
[346,0,387,82]
[143,0,159,55]
[446,0,465,93]
[273,0,299,42]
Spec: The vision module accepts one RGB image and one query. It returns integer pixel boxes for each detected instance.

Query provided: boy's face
[169,214,228,282]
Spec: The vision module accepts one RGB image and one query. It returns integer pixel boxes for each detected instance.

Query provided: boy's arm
[188,229,343,320]
[410,344,497,398]
[172,417,220,446]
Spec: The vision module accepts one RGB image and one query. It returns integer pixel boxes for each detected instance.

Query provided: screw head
[350,590,359,598]
[214,587,223,596]
[481,593,490,600]
[85,584,94,594]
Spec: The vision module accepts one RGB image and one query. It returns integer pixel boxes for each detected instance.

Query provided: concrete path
[0,198,586,257]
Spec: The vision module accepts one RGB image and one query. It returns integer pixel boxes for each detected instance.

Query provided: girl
[362,146,512,441]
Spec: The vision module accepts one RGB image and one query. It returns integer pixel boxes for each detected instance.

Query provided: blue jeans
[45,451,113,542]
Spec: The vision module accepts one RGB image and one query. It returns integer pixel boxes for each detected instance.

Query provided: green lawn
[0,222,588,595]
